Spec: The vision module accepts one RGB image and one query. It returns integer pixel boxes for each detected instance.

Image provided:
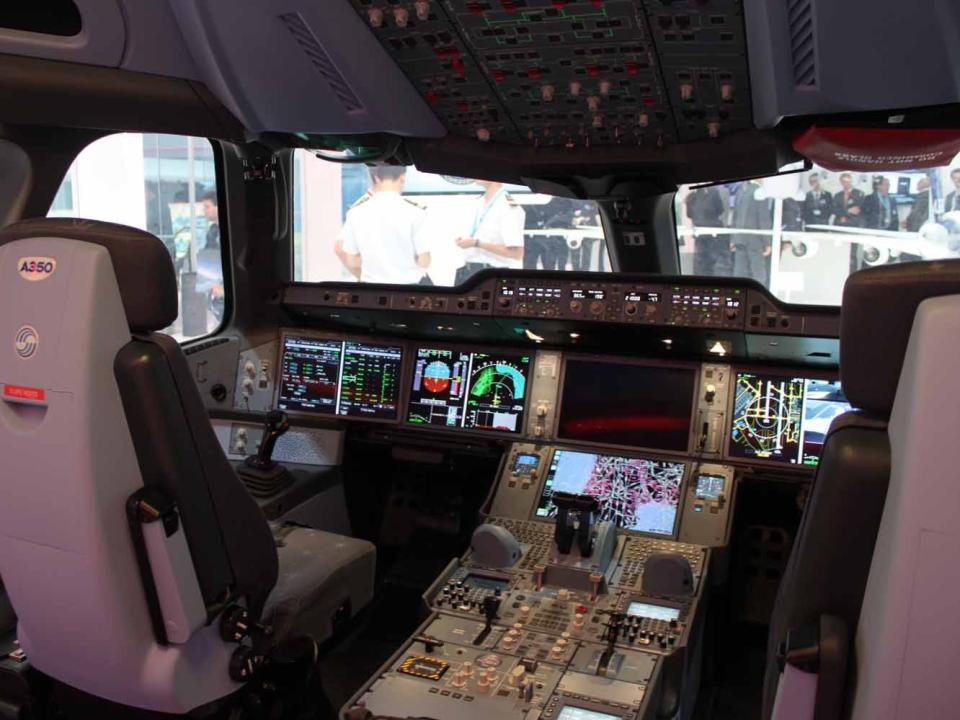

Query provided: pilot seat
[0,219,375,716]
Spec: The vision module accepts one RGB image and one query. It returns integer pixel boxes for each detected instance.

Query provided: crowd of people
[682,167,960,284]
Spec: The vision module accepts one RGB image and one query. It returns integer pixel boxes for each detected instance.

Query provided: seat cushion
[264,525,376,646]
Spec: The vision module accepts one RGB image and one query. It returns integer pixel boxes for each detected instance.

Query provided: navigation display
[627,602,681,622]
[557,360,696,451]
[534,449,685,536]
[407,348,531,433]
[729,372,851,466]
[276,335,403,420]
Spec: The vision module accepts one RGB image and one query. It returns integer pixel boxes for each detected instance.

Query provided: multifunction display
[277,336,403,420]
[534,449,686,537]
[728,372,851,466]
[558,360,696,452]
[407,347,531,433]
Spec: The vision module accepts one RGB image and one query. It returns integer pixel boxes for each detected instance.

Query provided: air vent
[786,0,817,88]
[278,12,364,113]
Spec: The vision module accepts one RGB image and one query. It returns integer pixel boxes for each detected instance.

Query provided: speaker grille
[278,12,364,113]
[786,0,817,88]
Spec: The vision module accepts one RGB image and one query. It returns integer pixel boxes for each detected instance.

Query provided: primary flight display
[406,347,531,433]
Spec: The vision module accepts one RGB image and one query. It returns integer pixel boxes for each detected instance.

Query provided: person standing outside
[338,166,431,284]
[832,173,864,227]
[685,185,726,276]
[802,172,832,227]
[862,176,899,231]
[730,180,773,286]
[454,180,525,284]
[943,168,960,213]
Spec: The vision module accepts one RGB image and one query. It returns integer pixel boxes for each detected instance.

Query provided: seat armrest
[773,615,848,720]
[127,487,207,645]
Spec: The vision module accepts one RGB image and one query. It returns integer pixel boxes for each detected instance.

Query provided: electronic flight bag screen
[534,449,686,537]
[406,347,531,433]
[557,359,696,452]
[728,371,852,466]
[276,335,404,420]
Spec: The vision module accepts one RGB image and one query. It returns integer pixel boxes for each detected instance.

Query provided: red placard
[794,126,960,172]
[2,384,46,402]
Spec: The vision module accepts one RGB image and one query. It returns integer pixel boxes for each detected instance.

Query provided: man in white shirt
[339,166,431,284]
[454,180,525,284]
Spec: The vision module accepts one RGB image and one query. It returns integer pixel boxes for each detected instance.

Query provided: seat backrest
[851,292,960,719]
[762,260,960,720]
[0,219,277,713]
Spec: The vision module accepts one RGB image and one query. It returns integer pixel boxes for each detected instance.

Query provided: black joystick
[237,411,294,498]
[246,410,290,471]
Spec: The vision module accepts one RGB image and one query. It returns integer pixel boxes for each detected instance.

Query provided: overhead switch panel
[349,0,753,147]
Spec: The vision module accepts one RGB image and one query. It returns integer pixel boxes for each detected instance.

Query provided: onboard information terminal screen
[277,336,403,420]
[728,372,852,466]
[534,449,686,537]
[406,348,531,433]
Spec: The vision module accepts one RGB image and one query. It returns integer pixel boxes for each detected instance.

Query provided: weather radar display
[407,348,531,433]
[535,450,685,536]
[728,372,851,465]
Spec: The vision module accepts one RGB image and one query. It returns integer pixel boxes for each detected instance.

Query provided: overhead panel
[349,0,752,148]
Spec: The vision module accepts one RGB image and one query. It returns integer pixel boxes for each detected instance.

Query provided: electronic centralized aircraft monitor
[557,359,696,451]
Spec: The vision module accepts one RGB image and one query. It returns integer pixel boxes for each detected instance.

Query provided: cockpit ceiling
[350,0,752,148]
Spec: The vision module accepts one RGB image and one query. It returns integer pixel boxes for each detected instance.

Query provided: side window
[47,133,224,341]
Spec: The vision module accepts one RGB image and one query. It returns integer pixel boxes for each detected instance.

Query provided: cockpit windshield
[292,150,608,286]
[675,152,960,305]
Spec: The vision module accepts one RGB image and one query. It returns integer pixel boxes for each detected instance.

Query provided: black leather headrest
[0,218,177,333]
[841,259,960,416]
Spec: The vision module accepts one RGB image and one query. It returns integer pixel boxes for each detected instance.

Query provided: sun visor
[793,126,960,172]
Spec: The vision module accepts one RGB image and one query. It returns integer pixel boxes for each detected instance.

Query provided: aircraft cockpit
[1,2,960,720]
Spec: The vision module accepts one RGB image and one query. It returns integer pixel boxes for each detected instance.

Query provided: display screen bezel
[723,365,848,469]
[403,343,535,437]
[530,446,688,540]
[274,329,408,424]
[553,354,700,457]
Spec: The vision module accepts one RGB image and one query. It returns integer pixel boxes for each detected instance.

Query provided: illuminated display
[626,601,681,622]
[557,709,621,720]
[535,449,685,536]
[407,348,531,433]
[277,337,342,415]
[571,288,606,300]
[517,286,562,299]
[512,453,540,476]
[625,290,661,303]
[558,359,696,451]
[729,373,851,466]
[694,474,725,500]
[277,336,403,420]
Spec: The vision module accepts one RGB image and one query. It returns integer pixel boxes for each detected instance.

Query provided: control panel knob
[241,378,255,397]
[392,6,409,27]
[573,613,585,632]
[557,588,570,601]
[508,666,526,687]
[462,661,474,677]
[451,671,467,688]
[520,605,531,618]
[244,361,257,378]
[551,644,564,659]
[415,0,430,20]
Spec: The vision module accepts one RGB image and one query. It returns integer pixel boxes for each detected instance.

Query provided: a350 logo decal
[14,326,39,359]
[18,257,57,281]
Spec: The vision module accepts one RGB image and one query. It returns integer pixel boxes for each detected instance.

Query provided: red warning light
[552,0,567,8]
[586,64,600,78]
[452,58,466,75]
[457,100,469,113]
[500,0,519,14]
[643,96,656,106]
[591,0,603,7]
[492,69,507,82]
[425,90,439,105]
[625,62,640,76]
[528,67,542,81]
[467,2,483,16]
